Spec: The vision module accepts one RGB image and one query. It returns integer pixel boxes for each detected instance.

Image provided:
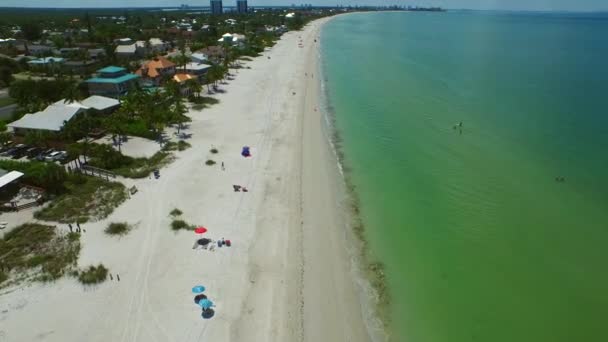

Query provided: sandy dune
[0,17,375,342]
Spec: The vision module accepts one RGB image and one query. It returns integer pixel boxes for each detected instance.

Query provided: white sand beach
[0,17,374,342]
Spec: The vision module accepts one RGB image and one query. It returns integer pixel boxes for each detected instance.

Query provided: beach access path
[0,17,372,342]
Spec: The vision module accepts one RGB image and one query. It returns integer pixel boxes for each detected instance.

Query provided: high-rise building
[210,0,223,15]
[237,0,248,13]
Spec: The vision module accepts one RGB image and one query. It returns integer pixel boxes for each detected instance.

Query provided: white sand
[0,17,376,342]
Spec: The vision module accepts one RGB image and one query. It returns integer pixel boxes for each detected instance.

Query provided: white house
[191,52,208,64]
[217,33,246,46]
[148,38,170,53]
[7,96,119,135]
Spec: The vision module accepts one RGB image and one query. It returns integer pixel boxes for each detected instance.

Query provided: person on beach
[117,274,120,281]
[110,274,113,281]
[76,222,81,230]
[221,162,225,171]
[68,224,73,233]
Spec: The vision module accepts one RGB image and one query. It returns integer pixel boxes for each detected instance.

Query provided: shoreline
[314,14,390,341]
[0,16,380,342]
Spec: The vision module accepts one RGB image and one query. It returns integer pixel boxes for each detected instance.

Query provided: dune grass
[0,223,81,286]
[104,222,132,236]
[34,176,127,223]
[205,159,216,166]
[77,264,109,285]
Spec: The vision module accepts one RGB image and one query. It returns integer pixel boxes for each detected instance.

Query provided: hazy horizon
[1,1,607,12]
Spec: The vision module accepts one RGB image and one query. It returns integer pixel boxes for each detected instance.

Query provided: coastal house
[148,38,171,53]
[27,57,65,66]
[135,57,176,86]
[115,41,146,58]
[27,57,65,72]
[183,62,212,83]
[172,73,198,96]
[7,101,87,135]
[62,60,98,75]
[7,95,119,135]
[217,33,246,46]
[197,46,225,63]
[87,48,106,61]
[191,52,208,64]
[85,66,140,98]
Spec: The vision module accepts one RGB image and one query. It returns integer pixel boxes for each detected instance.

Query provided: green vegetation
[0,160,67,194]
[9,79,84,115]
[0,97,15,107]
[69,143,174,179]
[77,264,109,285]
[34,175,127,223]
[169,208,183,217]
[104,222,132,236]
[205,159,216,166]
[210,148,219,154]
[0,223,81,286]
[171,219,192,231]
[177,141,191,151]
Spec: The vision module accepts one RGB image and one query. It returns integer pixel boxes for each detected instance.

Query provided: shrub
[104,222,131,236]
[0,223,81,285]
[205,159,216,166]
[78,264,109,285]
[34,176,127,223]
[171,219,191,231]
[210,148,218,154]
[169,208,183,217]
[123,119,155,139]
[0,160,67,194]
[177,141,191,151]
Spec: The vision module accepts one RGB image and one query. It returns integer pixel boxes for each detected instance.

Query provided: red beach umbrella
[194,227,208,234]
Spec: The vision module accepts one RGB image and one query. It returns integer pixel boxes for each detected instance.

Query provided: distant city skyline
[1,0,607,12]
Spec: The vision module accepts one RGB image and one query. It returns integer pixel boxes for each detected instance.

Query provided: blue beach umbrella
[199,299,214,310]
[192,285,206,294]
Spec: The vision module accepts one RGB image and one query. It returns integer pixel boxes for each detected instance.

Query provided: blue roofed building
[85,66,140,98]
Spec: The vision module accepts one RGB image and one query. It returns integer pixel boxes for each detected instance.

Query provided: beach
[0,16,373,342]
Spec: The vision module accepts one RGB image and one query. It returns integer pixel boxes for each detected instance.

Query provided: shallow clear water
[321,11,608,342]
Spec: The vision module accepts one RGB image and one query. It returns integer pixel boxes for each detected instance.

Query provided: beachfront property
[135,56,177,86]
[27,57,65,67]
[197,46,225,63]
[172,73,198,96]
[210,0,223,15]
[184,62,212,82]
[7,95,119,135]
[85,66,140,98]
[218,33,246,46]
[191,52,209,64]
[237,0,248,13]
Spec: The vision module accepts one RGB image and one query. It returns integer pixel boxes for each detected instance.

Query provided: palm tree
[105,109,128,152]
[185,79,202,98]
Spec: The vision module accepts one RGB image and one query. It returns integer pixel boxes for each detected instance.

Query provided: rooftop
[173,73,196,83]
[28,57,65,64]
[98,66,126,73]
[7,103,86,132]
[86,73,139,84]
[185,62,212,71]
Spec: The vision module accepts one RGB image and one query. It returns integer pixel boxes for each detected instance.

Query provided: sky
[0,0,607,12]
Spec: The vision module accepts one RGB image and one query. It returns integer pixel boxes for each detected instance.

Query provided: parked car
[36,148,55,161]
[7,144,27,157]
[45,151,66,162]
[25,147,42,159]
[11,145,30,159]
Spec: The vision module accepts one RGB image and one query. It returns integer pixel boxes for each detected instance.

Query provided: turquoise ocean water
[320,11,608,342]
